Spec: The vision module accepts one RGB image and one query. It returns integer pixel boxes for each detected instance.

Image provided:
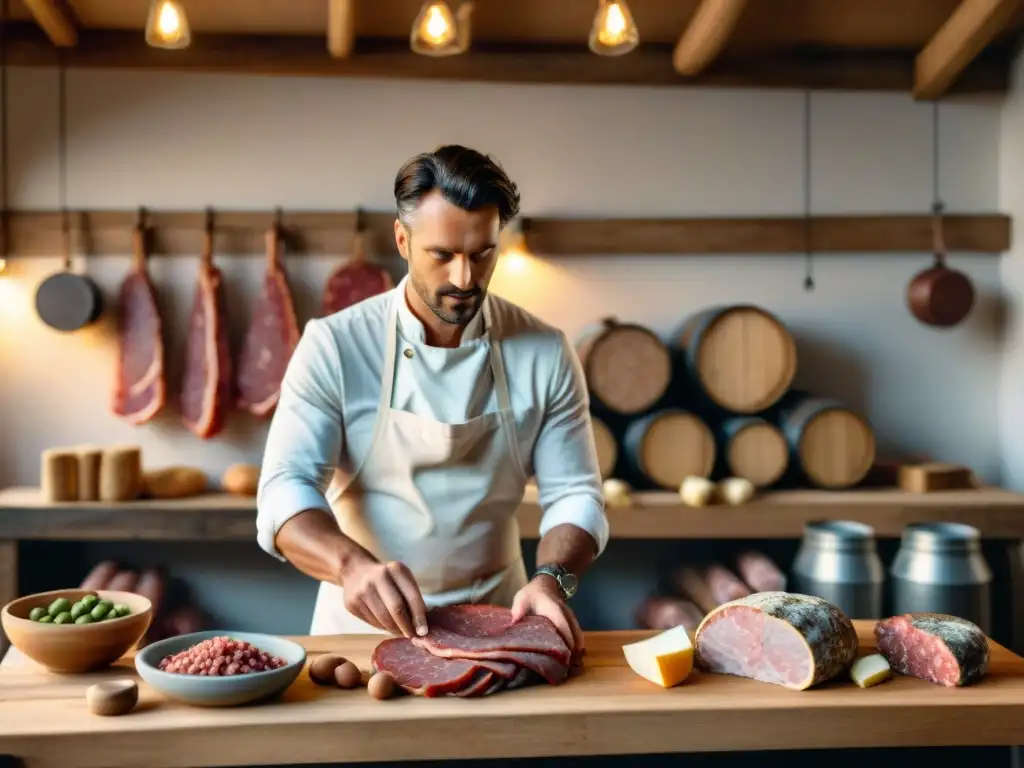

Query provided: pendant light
[410,0,473,57]
[588,0,639,57]
[145,0,191,50]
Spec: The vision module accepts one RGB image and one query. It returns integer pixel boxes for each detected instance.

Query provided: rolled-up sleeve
[256,318,345,561]
[531,332,610,557]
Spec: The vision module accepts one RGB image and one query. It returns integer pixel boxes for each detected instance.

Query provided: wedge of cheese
[622,625,695,688]
[850,653,892,688]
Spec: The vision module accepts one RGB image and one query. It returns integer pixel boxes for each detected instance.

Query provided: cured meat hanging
[236,210,301,418]
[321,208,393,316]
[370,605,573,697]
[180,209,233,440]
[112,209,166,425]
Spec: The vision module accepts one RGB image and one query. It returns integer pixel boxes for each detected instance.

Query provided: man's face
[394,190,501,326]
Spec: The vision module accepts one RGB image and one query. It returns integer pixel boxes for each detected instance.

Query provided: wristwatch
[533,563,579,601]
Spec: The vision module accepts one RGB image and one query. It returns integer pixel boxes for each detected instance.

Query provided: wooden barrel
[576,317,673,415]
[775,395,876,489]
[673,305,797,414]
[591,416,618,479]
[719,416,789,488]
[623,409,715,490]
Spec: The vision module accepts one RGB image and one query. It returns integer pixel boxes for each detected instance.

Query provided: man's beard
[411,275,484,325]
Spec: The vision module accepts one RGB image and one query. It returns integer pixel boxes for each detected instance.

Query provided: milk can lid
[901,521,981,551]
[803,520,876,547]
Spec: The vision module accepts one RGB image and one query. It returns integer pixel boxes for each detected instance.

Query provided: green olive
[112,604,131,618]
[70,602,90,620]
[80,594,99,610]
[28,607,47,621]
[74,614,94,625]
[37,614,53,623]
[47,598,71,618]
[90,602,112,621]
[53,612,73,625]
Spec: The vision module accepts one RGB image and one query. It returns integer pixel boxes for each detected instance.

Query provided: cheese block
[850,653,892,688]
[622,625,695,688]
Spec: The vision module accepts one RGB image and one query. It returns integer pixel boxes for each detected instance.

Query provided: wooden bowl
[1,589,153,673]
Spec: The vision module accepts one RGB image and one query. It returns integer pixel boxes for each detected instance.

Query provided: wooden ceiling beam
[914,0,1021,100]
[2,23,1011,95]
[327,0,355,58]
[673,0,747,76]
[21,0,77,47]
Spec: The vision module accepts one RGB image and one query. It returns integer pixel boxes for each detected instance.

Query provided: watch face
[560,572,579,598]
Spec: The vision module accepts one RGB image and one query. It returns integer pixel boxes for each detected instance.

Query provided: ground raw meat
[694,591,858,691]
[371,605,573,697]
[321,232,393,316]
[158,636,287,676]
[236,230,300,418]
[874,613,989,687]
[112,233,166,425]
[180,260,232,439]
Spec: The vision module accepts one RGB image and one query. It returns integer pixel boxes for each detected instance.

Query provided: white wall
[0,67,1009,631]
[1000,52,1024,491]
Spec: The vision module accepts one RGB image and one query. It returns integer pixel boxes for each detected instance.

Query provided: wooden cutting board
[1,623,1023,767]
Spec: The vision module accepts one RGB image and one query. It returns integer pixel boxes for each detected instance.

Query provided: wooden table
[0,624,1023,768]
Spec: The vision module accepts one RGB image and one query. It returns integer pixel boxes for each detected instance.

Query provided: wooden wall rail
[1,210,1012,257]
[4,23,1013,95]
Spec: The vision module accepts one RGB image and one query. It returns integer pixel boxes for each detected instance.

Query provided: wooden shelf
[1,209,1013,258]
[2,485,1024,542]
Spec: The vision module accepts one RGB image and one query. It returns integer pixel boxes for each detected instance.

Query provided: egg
[368,671,396,700]
[679,476,716,507]
[334,660,363,689]
[309,654,345,686]
[719,476,756,505]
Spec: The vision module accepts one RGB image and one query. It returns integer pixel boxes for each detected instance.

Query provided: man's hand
[340,557,429,638]
[510,575,584,661]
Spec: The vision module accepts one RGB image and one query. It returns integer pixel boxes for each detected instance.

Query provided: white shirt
[256,284,610,563]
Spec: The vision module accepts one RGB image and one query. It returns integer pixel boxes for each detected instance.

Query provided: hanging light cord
[930,101,946,263]
[802,89,814,291]
[58,52,70,269]
[1,0,8,261]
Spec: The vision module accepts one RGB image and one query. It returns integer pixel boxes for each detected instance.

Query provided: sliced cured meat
[694,591,858,691]
[371,638,483,697]
[321,228,393,316]
[874,613,989,687]
[112,222,166,425]
[452,671,495,697]
[236,224,300,418]
[412,605,572,665]
[371,604,574,697]
[180,231,232,440]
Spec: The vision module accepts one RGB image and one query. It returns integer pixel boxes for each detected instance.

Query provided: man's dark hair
[394,144,520,229]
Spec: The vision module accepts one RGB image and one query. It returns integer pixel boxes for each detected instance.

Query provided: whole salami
[112,214,166,425]
[180,212,233,440]
[321,213,392,316]
[236,217,300,418]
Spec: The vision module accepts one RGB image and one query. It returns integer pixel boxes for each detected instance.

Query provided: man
[256,145,607,659]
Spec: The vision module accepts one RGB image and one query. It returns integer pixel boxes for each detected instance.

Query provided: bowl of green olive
[1,589,152,673]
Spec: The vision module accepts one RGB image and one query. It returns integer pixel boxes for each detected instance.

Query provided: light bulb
[411,1,472,57]
[588,0,639,56]
[145,0,192,50]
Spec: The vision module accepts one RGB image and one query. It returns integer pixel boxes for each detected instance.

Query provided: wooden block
[75,445,102,501]
[99,445,143,502]
[39,448,78,502]
[898,462,977,493]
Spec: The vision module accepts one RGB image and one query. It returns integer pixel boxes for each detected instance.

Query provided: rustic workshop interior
[3,0,1024,766]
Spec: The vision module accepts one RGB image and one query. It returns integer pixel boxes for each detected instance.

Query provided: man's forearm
[535,523,598,581]
[274,509,376,586]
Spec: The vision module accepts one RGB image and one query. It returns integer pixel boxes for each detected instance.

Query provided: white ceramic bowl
[135,630,307,707]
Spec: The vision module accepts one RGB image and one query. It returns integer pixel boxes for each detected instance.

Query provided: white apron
[309,284,530,635]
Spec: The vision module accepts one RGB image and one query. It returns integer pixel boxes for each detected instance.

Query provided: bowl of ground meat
[135,630,307,707]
